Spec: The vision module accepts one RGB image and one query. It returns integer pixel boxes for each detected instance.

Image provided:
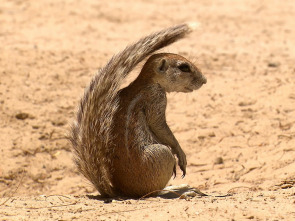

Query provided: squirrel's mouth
[184,83,205,92]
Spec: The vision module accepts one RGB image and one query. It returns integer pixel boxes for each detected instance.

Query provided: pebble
[15,112,29,120]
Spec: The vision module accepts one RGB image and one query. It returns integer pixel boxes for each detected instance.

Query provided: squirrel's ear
[157,58,168,73]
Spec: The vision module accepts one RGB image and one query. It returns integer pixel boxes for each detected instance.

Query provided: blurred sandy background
[0,0,294,220]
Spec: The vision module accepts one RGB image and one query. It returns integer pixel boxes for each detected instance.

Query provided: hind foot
[158,184,208,199]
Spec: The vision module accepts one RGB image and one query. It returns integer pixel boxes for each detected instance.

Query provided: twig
[0,170,25,206]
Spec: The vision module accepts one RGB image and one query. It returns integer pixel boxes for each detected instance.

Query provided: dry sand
[0,0,295,220]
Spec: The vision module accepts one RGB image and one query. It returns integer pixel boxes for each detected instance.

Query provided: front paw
[177,151,187,178]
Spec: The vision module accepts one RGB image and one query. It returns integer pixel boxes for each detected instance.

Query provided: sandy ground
[0,0,295,220]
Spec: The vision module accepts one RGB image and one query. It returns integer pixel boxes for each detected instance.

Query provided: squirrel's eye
[178,63,191,72]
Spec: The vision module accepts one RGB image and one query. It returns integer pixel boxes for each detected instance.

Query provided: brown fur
[69,24,206,197]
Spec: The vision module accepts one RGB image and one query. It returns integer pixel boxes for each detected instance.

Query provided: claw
[173,164,176,179]
[181,166,186,178]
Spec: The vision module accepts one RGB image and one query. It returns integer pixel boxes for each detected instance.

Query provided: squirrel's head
[149,53,206,93]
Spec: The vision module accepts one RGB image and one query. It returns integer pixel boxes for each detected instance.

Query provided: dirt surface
[0,0,295,220]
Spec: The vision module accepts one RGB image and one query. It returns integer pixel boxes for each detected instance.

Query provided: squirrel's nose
[201,75,207,84]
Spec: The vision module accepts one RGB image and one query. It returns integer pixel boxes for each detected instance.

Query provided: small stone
[32,125,40,129]
[281,184,293,189]
[268,62,280,68]
[214,157,224,165]
[238,100,256,106]
[15,112,29,120]
[208,132,216,137]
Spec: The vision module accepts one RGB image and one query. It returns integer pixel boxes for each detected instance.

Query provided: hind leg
[141,144,176,190]
[113,144,176,197]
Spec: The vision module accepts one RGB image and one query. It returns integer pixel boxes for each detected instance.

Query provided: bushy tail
[69,23,196,196]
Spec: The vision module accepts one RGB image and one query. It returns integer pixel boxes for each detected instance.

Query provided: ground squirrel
[70,23,207,197]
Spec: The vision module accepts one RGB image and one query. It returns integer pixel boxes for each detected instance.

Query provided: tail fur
[69,23,195,196]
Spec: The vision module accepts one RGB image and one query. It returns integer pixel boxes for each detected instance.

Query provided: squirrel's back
[69,23,196,197]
